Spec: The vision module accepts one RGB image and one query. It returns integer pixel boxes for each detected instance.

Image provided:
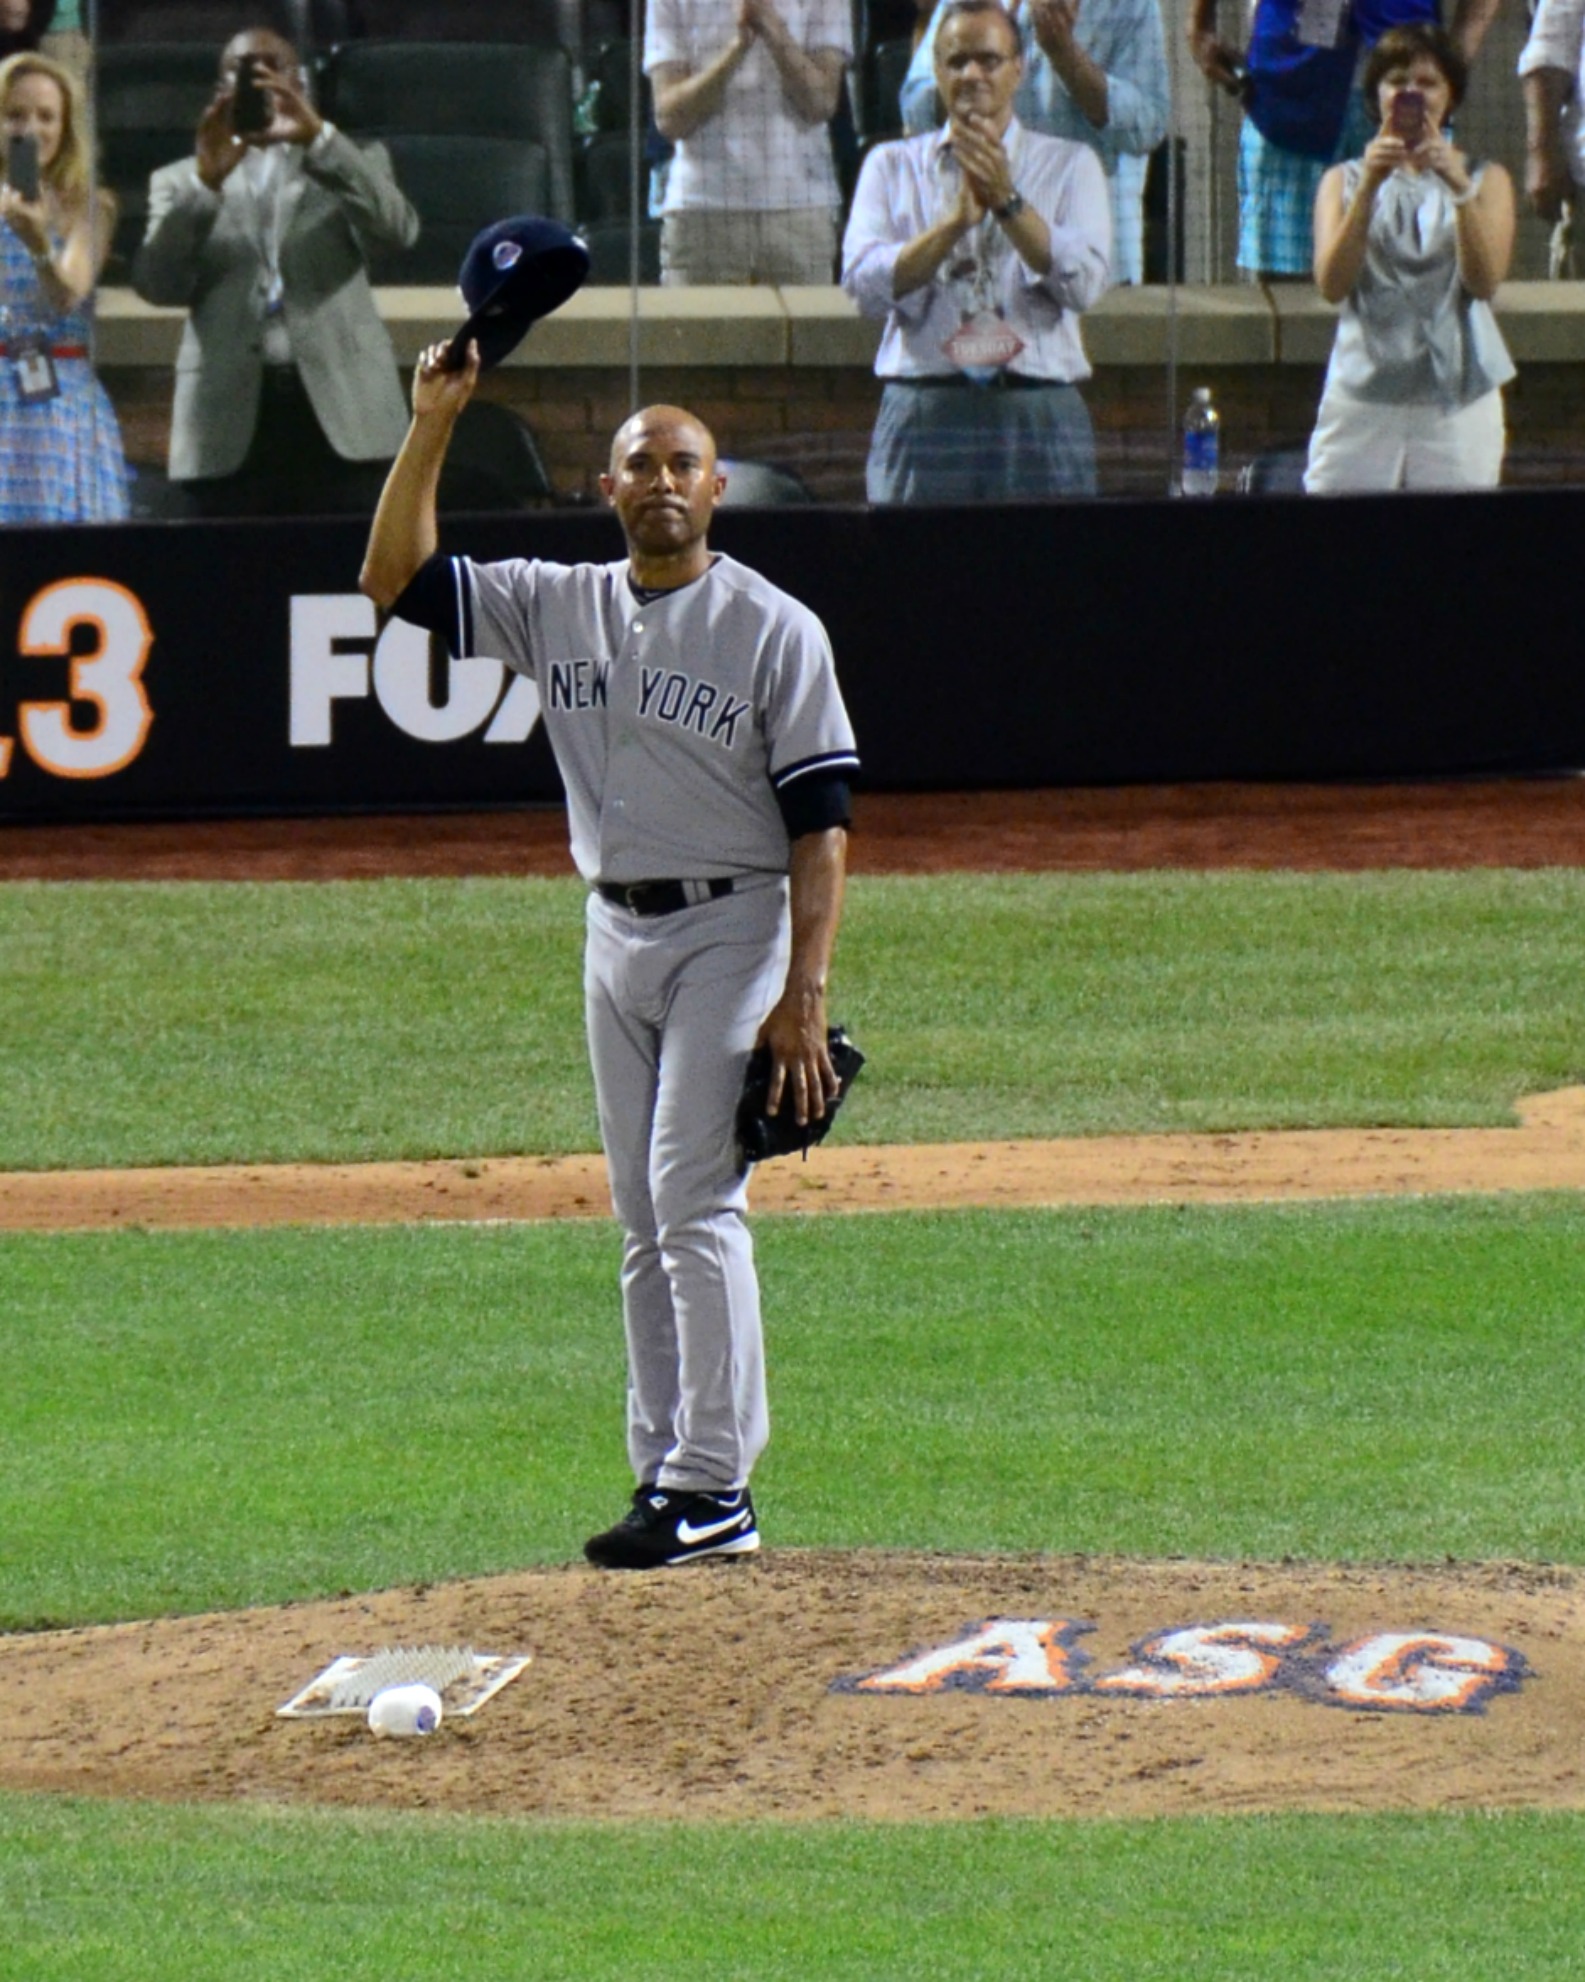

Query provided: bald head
[608,404,718,479]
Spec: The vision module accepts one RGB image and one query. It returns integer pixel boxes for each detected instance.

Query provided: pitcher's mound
[2,1552,1581,1820]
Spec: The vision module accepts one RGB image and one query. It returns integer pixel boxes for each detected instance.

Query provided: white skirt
[1304,384,1506,494]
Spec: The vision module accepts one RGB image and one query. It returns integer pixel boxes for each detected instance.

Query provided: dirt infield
[3,780,1582,1822]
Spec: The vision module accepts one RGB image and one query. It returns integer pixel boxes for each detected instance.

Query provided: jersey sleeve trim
[771,748,862,792]
[777,769,853,839]
[389,552,473,655]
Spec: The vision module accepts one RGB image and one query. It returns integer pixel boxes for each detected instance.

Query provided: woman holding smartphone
[0,49,128,521]
[1304,24,1515,494]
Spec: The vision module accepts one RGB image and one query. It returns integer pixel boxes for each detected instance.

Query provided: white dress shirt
[900,0,1169,284]
[644,0,852,212]
[842,119,1111,383]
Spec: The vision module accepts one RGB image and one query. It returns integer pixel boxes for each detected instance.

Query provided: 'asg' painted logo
[289,595,540,747]
[834,1618,1530,1715]
[0,577,154,781]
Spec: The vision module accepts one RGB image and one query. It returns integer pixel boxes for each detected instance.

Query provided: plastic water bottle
[1181,386,1220,497]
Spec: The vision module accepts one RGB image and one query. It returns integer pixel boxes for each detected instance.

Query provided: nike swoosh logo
[676,1510,750,1545]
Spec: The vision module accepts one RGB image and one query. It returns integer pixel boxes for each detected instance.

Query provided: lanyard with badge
[241,145,290,334]
[936,138,1027,386]
[9,322,59,402]
[5,241,62,405]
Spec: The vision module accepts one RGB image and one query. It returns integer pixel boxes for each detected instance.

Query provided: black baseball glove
[736,1026,866,1165]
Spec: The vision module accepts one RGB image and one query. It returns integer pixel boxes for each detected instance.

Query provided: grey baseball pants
[584,875,791,1494]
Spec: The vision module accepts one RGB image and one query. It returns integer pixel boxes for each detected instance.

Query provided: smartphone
[6,131,40,203]
[1388,88,1426,141]
[232,53,271,137]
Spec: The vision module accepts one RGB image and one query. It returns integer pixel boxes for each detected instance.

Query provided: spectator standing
[1519,0,1585,241]
[900,0,1167,284]
[1189,0,1502,280]
[132,25,418,516]
[0,50,128,522]
[845,0,1111,498]
[645,0,852,284]
[1304,23,1515,490]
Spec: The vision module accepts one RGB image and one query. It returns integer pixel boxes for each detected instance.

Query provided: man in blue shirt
[899,0,1168,282]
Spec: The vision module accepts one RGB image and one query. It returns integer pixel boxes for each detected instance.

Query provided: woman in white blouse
[1304,23,1516,494]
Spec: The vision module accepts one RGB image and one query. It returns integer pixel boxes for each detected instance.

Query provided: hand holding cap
[446,214,591,371]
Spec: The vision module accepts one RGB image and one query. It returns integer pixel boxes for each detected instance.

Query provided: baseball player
[360,343,859,1571]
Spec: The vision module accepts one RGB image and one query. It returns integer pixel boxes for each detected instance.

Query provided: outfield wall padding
[0,489,1579,822]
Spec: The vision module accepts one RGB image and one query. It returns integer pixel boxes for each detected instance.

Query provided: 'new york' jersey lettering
[548,660,610,711]
[638,666,750,748]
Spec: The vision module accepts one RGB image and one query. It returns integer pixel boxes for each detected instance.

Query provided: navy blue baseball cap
[447,215,591,370]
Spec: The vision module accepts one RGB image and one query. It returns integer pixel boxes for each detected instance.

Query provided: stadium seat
[93,42,218,283]
[321,41,576,224]
[305,0,353,44]
[578,217,661,285]
[342,0,574,51]
[859,0,922,49]
[576,130,641,226]
[372,134,551,283]
[95,0,310,42]
[1235,447,1309,496]
[92,38,218,125]
[717,459,814,505]
[437,399,559,511]
[580,36,649,134]
[858,34,921,142]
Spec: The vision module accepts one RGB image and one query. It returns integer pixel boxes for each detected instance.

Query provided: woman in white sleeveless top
[1305,23,1515,494]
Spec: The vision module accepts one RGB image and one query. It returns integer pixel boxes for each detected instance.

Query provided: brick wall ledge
[94,279,1585,371]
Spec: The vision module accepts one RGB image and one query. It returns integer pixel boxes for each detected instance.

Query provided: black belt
[887,373,1069,392]
[597,877,735,916]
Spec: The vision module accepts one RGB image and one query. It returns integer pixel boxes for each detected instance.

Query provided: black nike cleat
[583,1485,759,1569]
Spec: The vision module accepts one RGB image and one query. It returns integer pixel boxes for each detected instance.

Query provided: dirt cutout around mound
[3,1554,1582,1821]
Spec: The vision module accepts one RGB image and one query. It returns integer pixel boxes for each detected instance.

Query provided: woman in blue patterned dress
[0,49,128,521]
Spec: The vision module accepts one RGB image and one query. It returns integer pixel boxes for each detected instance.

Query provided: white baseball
[367,1682,444,1737]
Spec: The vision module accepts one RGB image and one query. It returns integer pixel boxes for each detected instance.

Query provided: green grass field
[5,1800,1584,1981]
[4,1197,1584,1627]
[3,870,1583,1978]
[4,869,1583,1166]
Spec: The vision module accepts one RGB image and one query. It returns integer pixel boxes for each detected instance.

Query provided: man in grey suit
[133,25,419,516]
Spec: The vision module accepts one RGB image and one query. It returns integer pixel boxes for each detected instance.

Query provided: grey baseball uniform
[394,548,859,1493]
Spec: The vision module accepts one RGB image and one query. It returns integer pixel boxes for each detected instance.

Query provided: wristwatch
[993,190,1027,221]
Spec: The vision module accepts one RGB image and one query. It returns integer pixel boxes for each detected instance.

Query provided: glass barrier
[0,0,1569,521]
